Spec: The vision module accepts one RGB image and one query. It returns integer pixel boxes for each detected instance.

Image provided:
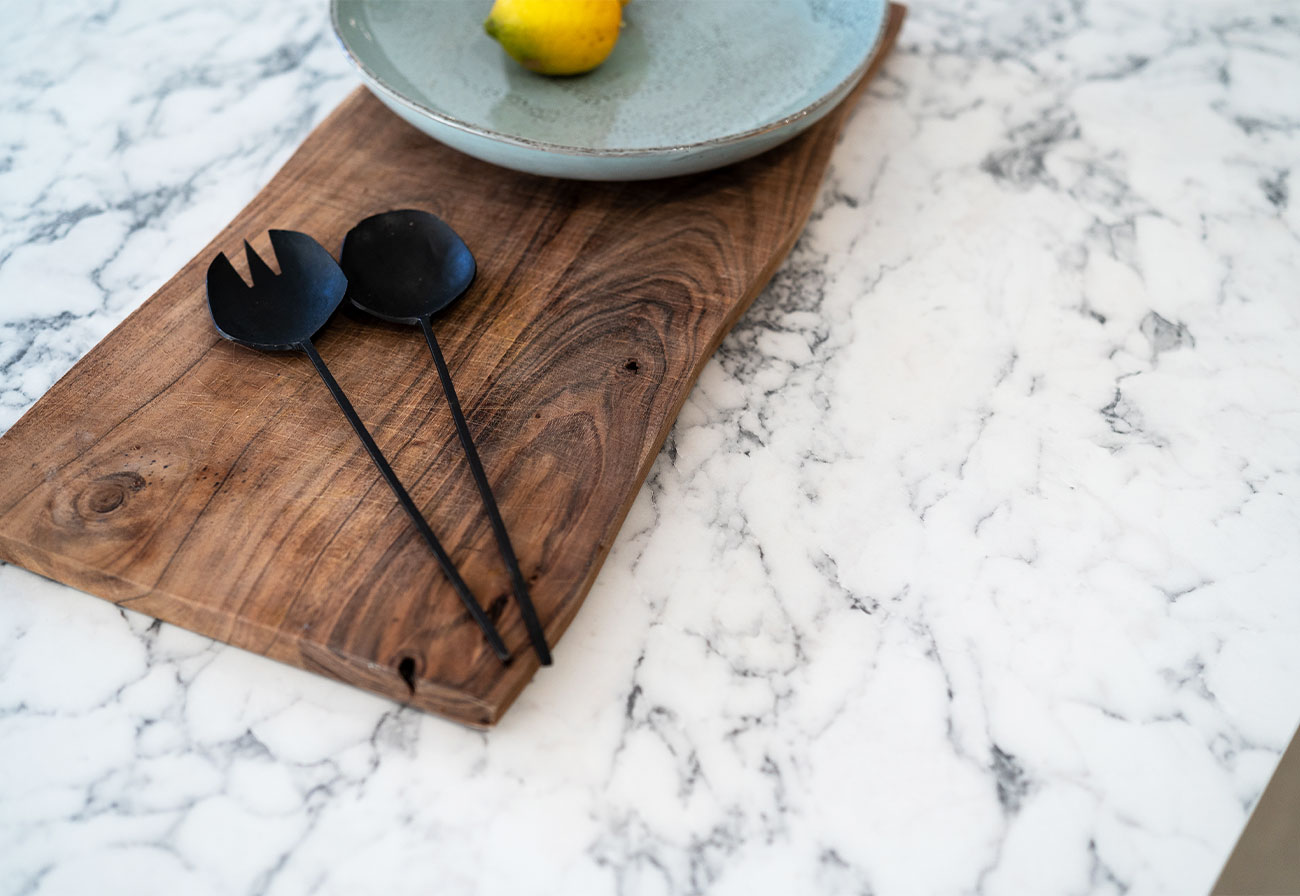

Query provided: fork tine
[206,251,247,294]
[267,230,303,282]
[244,240,277,287]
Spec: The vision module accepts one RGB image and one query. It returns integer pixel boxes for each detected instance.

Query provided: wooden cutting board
[0,7,903,727]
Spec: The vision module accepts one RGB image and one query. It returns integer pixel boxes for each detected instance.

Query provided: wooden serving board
[0,7,903,727]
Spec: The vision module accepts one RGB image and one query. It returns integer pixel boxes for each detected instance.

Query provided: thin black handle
[420,317,553,666]
[300,338,511,664]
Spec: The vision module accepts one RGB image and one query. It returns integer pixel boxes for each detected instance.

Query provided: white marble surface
[2,1,1299,894]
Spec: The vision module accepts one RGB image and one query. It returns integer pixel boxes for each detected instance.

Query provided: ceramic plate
[331,0,888,181]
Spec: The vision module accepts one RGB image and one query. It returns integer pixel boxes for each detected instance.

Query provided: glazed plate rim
[329,0,890,160]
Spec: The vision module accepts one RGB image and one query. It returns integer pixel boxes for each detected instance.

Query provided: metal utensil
[341,209,552,666]
[205,229,510,664]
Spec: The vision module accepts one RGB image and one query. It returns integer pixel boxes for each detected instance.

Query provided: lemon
[484,0,624,76]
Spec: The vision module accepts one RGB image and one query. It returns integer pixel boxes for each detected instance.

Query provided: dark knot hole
[83,471,147,515]
[396,656,417,695]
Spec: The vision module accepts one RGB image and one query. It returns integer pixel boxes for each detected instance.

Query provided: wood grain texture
[0,7,903,727]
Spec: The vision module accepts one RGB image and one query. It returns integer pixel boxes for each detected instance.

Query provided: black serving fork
[204,229,510,664]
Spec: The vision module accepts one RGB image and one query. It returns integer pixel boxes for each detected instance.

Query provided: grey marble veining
[0,1,354,430]
[2,1,1299,894]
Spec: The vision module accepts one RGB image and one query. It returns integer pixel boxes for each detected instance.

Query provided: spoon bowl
[341,209,475,324]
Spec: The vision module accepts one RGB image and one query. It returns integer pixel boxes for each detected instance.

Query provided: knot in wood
[82,472,147,515]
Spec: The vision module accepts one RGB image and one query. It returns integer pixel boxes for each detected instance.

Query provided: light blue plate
[331,0,887,181]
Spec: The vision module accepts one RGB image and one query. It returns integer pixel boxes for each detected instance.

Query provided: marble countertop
[3,1,1298,894]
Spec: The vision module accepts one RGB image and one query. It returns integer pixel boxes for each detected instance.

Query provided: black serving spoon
[205,229,510,664]
[341,210,552,666]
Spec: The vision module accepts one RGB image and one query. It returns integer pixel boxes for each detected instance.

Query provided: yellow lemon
[484,0,624,76]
